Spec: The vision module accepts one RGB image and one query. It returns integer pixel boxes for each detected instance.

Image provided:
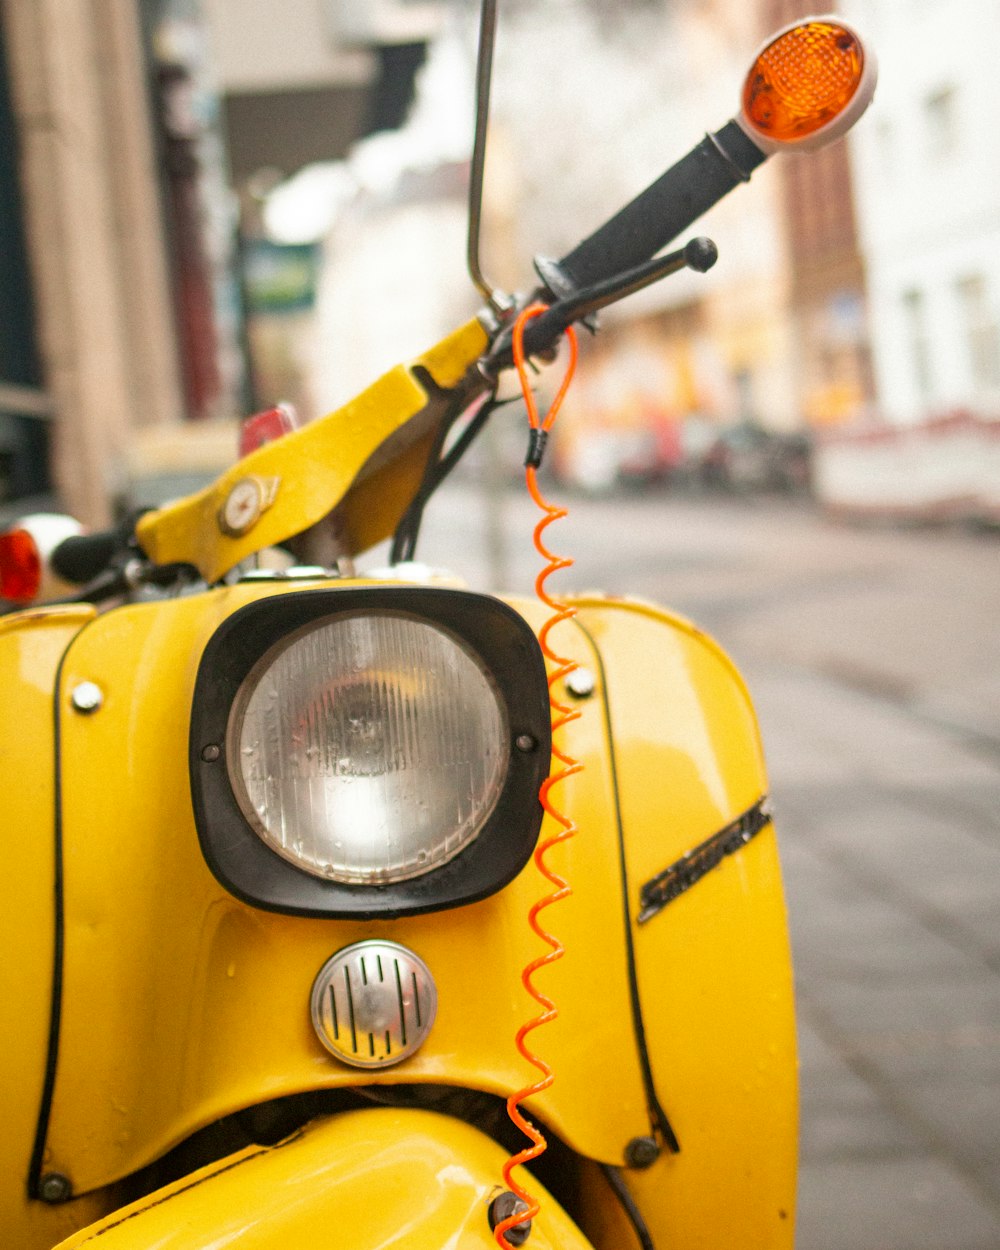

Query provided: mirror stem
[467,0,509,314]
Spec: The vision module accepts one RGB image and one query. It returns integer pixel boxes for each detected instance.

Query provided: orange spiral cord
[495,307,581,1249]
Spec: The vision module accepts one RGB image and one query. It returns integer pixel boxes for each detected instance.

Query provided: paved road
[411,481,1000,1250]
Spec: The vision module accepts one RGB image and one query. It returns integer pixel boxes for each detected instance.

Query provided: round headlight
[228,610,509,885]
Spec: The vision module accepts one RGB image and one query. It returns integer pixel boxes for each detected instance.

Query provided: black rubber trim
[573,617,680,1155]
[637,798,772,924]
[27,615,100,1201]
[190,587,552,919]
[599,1164,656,1250]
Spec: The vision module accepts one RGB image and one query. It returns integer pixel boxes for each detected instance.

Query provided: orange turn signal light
[739,18,875,153]
[0,528,42,603]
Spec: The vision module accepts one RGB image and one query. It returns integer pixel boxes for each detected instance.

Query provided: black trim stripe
[599,1164,656,1250]
[28,621,93,1200]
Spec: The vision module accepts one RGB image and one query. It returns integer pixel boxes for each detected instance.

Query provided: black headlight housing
[189,586,551,918]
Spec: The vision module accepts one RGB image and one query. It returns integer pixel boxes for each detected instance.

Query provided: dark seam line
[599,1163,657,1250]
[27,624,85,1199]
[65,1134,304,1242]
[573,616,680,1155]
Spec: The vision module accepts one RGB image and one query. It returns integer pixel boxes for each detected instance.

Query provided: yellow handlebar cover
[136,320,488,582]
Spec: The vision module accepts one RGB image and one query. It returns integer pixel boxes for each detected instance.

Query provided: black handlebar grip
[553,120,766,292]
[50,529,122,585]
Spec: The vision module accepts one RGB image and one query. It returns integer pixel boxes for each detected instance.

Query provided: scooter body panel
[575,597,797,1248]
[0,606,110,1250]
[50,1107,596,1249]
[36,581,650,1197]
[4,582,796,1249]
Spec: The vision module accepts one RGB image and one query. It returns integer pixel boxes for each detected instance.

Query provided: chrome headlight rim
[189,586,552,918]
[226,606,511,885]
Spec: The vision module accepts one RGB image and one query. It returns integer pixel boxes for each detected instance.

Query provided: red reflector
[0,528,42,603]
[239,404,299,457]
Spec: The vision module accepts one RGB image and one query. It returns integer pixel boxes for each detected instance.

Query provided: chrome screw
[70,681,103,714]
[514,733,537,753]
[201,744,221,763]
[565,667,596,699]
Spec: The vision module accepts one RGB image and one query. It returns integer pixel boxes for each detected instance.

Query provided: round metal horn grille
[310,941,437,1068]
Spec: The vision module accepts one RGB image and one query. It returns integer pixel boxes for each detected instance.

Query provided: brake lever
[481,237,717,377]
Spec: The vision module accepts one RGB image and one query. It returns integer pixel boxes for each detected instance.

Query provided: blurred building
[1,0,183,523]
[0,0,446,523]
[0,13,47,505]
[205,0,443,185]
[202,0,448,420]
[6,0,992,520]
[815,0,1000,520]
[845,0,1000,425]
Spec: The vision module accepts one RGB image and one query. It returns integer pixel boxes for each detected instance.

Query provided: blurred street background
[1,0,998,1246]
[3,0,999,524]
[414,477,1000,1250]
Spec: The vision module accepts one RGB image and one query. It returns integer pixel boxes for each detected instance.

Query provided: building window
[956,273,1000,392]
[902,288,933,400]
[924,86,957,158]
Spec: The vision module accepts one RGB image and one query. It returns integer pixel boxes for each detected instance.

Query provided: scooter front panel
[38,581,652,1197]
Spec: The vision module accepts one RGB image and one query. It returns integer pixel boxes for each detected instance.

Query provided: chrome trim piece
[637,797,772,923]
[311,940,437,1069]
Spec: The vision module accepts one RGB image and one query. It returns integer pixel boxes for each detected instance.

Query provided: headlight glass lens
[229,611,509,884]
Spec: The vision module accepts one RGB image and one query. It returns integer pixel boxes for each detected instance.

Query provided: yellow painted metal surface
[52,1108,596,1249]
[43,581,650,1196]
[575,597,798,1250]
[136,320,488,581]
[0,606,113,1250]
[7,582,797,1249]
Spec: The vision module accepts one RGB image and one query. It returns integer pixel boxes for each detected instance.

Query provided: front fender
[53,1108,595,1250]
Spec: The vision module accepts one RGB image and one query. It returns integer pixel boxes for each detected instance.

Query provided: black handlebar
[49,509,153,585]
[50,529,124,585]
[547,119,766,295]
[480,120,766,375]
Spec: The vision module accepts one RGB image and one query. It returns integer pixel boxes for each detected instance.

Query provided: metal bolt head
[514,733,537,753]
[488,1191,532,1246]
[201,743,221,763]
[565,666,596,699]
[624,1135,660,1169]
[39,1172,72,1203]
[122,558,145,589]
[70,681,103,714]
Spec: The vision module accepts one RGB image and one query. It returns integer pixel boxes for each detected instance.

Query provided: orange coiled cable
[495,305,581,1249]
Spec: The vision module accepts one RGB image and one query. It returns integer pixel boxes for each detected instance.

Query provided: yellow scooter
[0,10,876,1248]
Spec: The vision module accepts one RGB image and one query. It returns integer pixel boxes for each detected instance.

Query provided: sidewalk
[752,664,1000,1249]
